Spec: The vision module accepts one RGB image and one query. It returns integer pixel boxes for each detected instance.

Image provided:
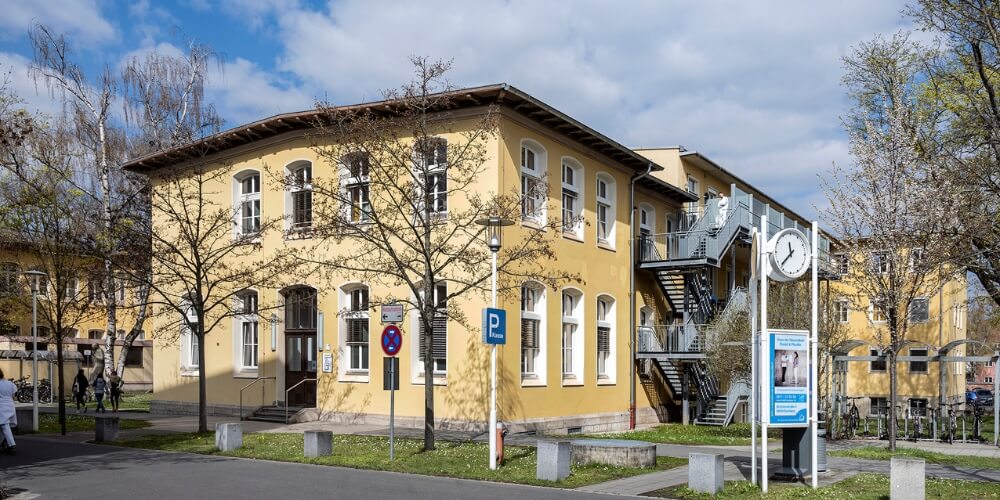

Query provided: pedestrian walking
[93,373,107,413]
[0,368,17,454]
[108,370,123,412]
[73,369,89,413]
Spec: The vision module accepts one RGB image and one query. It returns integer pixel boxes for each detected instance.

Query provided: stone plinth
[688,452,724,495]
[215,422,243,451]
[94,416,120,442]
[570,439,656,468]
[304,430,333,458]
[14,407,33,433]
[536,440,572,481]
[891,457,925,500]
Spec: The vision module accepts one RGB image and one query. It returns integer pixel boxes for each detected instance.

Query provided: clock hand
[787,242,793,255]
[782,252,793,265]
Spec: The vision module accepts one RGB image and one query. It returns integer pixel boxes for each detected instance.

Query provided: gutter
[628,161,654,429]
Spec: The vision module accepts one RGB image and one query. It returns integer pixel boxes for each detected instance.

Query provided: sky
[0,0,915,222]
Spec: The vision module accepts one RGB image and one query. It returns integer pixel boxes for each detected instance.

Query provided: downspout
[629,161,654,430]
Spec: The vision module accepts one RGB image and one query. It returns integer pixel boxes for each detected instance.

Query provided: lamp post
[23,270,47,433]
[475,215,513,470]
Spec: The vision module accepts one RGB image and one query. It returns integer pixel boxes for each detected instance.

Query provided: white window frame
[561,288,584,385]
[411,282,448,383]
[285,160,313,233]
[232,290,259,375]
[0,262,18,296]
[234,170,261,237]
[64,277,79,301]
[909,247,925,271]
[872,251,889,275]
[560,157,583,238]
[834,253,849,275]
[834,299,849,324]
[909,347,929,374]
[339,283,370,382]
[415,138,448,217]
[181,299,199,376]
[596,295,617,384]
[342,152,371,224]
[685,175,699,212]
[869,348,886,372]
[596,173,616,249]
[520,140,547,224]
[520,282,547,386]
[869,297,887,323]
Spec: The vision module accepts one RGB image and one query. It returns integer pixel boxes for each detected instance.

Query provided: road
[1,436,627,500]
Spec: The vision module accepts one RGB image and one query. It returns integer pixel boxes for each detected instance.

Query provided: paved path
[2,435,630,500]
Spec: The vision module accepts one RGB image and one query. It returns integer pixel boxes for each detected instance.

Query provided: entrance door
[285,332,317,406]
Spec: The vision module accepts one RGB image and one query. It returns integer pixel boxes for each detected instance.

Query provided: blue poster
[769,331,808,427]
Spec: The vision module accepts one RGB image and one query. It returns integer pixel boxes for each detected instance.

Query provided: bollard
[890,457,925,500]
[688,453,724,494]
[14,407,32,434]
[215,422,243,451]
[94,416,120,442]
[536,440,572,481]
[304,430,333,458]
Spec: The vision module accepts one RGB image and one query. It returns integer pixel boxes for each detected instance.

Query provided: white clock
[767,228,810,282]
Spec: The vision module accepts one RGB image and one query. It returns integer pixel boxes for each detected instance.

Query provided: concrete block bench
[891,457,925,500]
[689,452,724,494]
[304,430,333,458]
[537,440,572,481]
[95,416,120,442]
[570,439,657,468]
[215,423,243,451]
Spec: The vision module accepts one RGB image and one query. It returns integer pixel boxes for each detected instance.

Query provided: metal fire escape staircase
[637,201,755,425]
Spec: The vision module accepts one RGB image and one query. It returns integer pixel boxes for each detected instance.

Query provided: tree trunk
[423,304,435,451]
[888,350,898,451]
[197,328,207,433]
[115,282,151,380]
[56,338,66,435]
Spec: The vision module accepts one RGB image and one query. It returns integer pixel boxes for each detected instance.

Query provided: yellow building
[0,245,153,392]
[124,84,966,432]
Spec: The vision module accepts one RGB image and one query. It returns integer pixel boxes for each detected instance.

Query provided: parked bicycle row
[833,395,993,444]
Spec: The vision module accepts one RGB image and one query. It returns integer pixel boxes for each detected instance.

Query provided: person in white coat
[0,368,16,453]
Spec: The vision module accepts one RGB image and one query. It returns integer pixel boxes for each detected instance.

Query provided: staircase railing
[638,202,753,265]
[239,376,275,420]
[723,379,751,426]
[285,378,317,423]
[638,323,710,353]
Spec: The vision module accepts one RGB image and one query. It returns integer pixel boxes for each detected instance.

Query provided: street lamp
[23,270,47,433]
[475,215,513,471]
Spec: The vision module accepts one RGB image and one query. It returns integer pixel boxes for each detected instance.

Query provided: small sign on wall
[322,352,333,373]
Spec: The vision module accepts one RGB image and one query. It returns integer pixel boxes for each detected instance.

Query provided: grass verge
[117,392,153,412]
[645,473,1000,499]
[587,423,780,446]
[829,445,1000,471]
[37,413,151,434]
[114,432,686,488]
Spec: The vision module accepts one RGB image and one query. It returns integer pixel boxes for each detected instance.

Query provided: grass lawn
[114,432,687,488]
[588,423,780,446]
[830,445,1000,471]
[117,392,152,412]
[645,473,1000,499]
[36,413,151,434]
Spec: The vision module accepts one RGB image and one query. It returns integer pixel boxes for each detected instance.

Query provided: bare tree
[828,35,957,450]
[142,163,301,432]
[291,57,573,450]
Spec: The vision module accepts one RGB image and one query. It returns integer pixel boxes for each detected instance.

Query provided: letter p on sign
[482,307,506,345]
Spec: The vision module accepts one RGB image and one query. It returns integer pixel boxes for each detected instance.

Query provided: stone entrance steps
[246,405,306,424]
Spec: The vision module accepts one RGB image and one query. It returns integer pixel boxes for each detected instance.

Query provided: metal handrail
[239,376,275,420]
[285,378,317,423]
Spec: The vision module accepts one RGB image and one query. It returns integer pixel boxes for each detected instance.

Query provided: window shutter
[418,313,447,360]
[521,318,539,349]
[597,326,610,353]
[348,318,368,343]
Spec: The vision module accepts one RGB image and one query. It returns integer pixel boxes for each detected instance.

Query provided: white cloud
[0,0,115,43]
[206,58,313,126]
[0,52,63,117]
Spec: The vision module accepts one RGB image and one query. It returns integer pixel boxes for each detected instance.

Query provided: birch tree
[293,57,573,450]
[828,35,957,450]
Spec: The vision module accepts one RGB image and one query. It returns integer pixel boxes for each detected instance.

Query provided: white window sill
[233,368,259,379]
[284,228,314,240]
[562,231,584,243]
[561,375,584,387]
[340,372,370,383]
[597,376,616,386]
[597,241,615,252]
[521,219,545,231]
[180,367,199,377]
[233,234,262,245]
[413,375,448,386]
[521,376,546,387]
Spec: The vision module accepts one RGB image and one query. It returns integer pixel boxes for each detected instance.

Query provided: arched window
[0,262,20,296]
[235,170,261,235]
[416,137,448,216]
[340,283,370,373]
[520,282,546,382]
[596,173,616,248]
[343,152,371,223]
[596,295,616,382]
[561,157,584,237]
[520,140,547,223]
[236,289,259,370]
[284,286,317,331]
[287,161,313,231]
[561,288,584,382]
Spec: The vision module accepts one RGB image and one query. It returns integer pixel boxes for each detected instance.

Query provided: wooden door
[285,332,317,407]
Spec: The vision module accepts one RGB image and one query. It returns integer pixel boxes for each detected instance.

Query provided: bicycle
[942,402,962,444]
[839,396,863,440]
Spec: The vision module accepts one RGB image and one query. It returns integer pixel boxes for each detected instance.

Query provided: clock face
[769,229,810,281]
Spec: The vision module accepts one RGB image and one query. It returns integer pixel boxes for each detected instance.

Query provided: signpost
[381,325,402,460]
[482,306,506,469]
[381,303,404,324]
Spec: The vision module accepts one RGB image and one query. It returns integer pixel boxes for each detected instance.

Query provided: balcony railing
[638,323,710,353]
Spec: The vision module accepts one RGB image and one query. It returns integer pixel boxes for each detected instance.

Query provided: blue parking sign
[482,308,506,345]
